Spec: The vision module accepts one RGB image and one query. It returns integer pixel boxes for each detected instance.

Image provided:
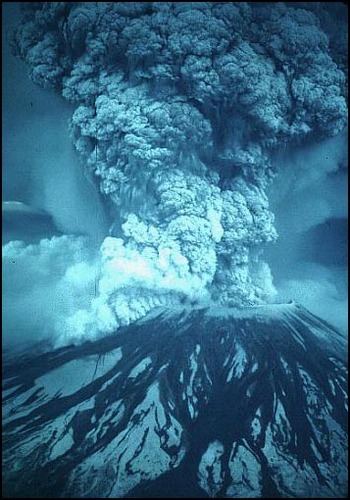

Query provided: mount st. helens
[2,303,347,498]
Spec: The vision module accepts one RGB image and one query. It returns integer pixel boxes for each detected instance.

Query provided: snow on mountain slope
[2,303,348,498]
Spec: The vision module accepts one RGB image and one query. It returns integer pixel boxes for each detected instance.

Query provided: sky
[2,2,348,348]
[265,135,348,332]
[2,2,108,241]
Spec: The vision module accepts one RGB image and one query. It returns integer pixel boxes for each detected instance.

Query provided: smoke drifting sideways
[3,2,348,348]
[266,131,348,333]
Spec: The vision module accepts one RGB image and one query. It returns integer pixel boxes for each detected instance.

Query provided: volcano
[2,303,348,498]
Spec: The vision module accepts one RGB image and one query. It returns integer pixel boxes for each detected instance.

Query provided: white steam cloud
[2,236,96,348]
[3,2,348,346]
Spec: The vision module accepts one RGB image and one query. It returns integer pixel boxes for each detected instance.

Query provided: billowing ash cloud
[8,2,347,343]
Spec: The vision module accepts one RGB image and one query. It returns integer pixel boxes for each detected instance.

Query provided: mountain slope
[2,303,348,498]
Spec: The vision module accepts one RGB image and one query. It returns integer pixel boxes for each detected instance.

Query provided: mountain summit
[2,303,348,498]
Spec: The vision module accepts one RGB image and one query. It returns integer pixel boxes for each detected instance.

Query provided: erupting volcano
[2,2,347,498]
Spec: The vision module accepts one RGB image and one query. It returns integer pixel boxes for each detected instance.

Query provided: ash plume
[7,2,348,344]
